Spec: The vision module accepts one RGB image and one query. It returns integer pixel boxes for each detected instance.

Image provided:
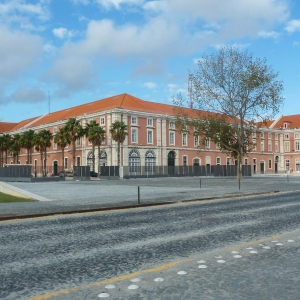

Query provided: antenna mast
[188,73,194,108]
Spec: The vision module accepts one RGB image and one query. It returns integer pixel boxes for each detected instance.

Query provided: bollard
[138,186,140,204]
[200,178,201,189]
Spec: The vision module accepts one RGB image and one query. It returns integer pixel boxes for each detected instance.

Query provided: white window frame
[285,159,290,171]
[76,138,80,146]
[182,133,187,146]
[216,157,221,165]
[284,133,289,139]
[285,141,290,152]
[295,133,299,139]
[205,137,210,148]
[76,156,81,167]
[131,128,138,143]
[100,117,105,126]
[295,141,300,151]
[226,157,231,165]
[260,140,264,151]
[268,159,272,169]
[275,133,278,139]
[147,130,153,144]
[252,132,256,138]
[268,132,272,139]
[169,121,175,129]
[260,132,264,138]
[64,157,68,170]
[194,135,199,147]
[170,132,175,145]
[253,139,256,151]
[245,158,248,165]
[268,141,272,151]
[275,141,279,152]
[131,116,137,125]
[147,118,153,126]
[183,155,187,166]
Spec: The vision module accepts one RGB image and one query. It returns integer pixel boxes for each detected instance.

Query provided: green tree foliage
[174,47,284,178]
[54,127,71,173]
[33,129,53,176]
[86,120,106,172]
[64,118,84,170]
[10,134,21,164]
[20,130,35,164]
[109,120,128,166]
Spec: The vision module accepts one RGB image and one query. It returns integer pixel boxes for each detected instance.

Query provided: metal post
[239,178,241,190]
[200,178,201,189]
[138,186,140,204]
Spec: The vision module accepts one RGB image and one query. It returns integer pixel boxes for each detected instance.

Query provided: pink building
[0,93,299,176]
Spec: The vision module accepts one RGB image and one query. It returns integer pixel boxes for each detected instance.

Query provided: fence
[73,166,90,181]
[100,166,119,179]
[123,165,251,178]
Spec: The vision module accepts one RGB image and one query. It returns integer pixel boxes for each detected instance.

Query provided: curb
[0,190,280,222]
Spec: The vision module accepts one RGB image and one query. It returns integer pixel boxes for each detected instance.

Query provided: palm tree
[64,118,84,171]
[33,130,53,177]
[109,120,128,166]
[20,130,35,164]
[2,134,12,164]
[86,120,106,173]
[0,135,4,166]
[54,127,71,173]
[10,134,21,164]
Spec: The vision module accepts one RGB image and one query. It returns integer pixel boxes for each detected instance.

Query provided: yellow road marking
[28,259,191,300]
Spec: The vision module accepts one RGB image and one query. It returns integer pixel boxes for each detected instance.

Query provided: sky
[1,0,300,123]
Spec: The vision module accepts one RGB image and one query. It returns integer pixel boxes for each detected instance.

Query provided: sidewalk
[0,176,299,220]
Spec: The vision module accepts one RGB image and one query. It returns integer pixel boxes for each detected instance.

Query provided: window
[88,138,92,145]
[253,158,256,164]
[296,141,300,151]
[260,140,264,151]
[183,155,187,166]
[275,141,279,152]
[268,141,272,151]
[205,137,210,148]
[285,142,290,152]
[194,135,199,147]
[77,156,80,166]
[76,138,80,146]
[182,133,187,146]
[64,157,68,169]
[253,139,256,151]
[169,121,175,129]
[295,133,299,139]
[129,149,140,173]
[284,133,289,139]
[226,157,230,165]
[147,130,153,144]
[132,128,137,143]
[283,123,287,128]
[147,118,153,126]
[245,158,248,165]
[53,127,57,133]
[54,142,57,150]
[260,132,264,138]
[216,157,221,165]
[170,132,175,145]
[285,159,290,171]
[131,116,137,124]
[275,133,278,139]
[100,117,105,125]
[269,159,272,169]
[145,150,156,172]
[34,159,37,169]
[268,133,272,139]
[252,132,256,138]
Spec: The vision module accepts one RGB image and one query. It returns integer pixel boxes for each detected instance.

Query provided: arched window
[129,149,140,173]
[87,150,94,171]
[145,150,156,172]
[99,150,107,167]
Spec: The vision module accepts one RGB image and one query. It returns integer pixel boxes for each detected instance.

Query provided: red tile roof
[0,122,18,133]
[272,114,300,129]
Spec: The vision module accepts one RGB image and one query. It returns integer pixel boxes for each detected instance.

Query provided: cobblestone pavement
[1,190,300,299]
[1,176,299,217]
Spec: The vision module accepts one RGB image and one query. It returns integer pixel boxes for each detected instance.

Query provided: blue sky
[1,0,300,122]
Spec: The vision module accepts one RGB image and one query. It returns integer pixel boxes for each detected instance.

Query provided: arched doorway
[145,150,156,173]
[99,150,107,167]
[53,161,58,176]
[129,149,141,174]
[168,151,175,174]
[87,150,94,171]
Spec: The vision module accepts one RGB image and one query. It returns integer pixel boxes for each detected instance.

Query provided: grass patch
[0,192,38,203]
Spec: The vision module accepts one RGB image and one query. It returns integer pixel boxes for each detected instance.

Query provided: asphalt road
[1,191,300,299]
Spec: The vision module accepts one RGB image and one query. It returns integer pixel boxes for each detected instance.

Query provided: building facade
[1,93,300,175]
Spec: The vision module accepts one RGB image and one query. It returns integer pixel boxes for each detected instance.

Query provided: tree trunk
[5,150,8,164]
[117,142,120,166]
[27,148,30,164]
[97,144,101,174]
[92,144,95,171]
[72,139,76,171]
[62,148,65,173]
[40,151,44,177]
[237,152,243,179]
[44,149,47,177]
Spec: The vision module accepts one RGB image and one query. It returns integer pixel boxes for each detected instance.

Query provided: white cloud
[0,24,43,79]
[143,82,157,89]
[95,0,144,9]
[9,87,47,103]
[258,30,280,39]
[285,19,300,33]
[53,27,75,39]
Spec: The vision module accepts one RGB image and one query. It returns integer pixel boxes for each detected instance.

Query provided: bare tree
[174,47,284,178]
